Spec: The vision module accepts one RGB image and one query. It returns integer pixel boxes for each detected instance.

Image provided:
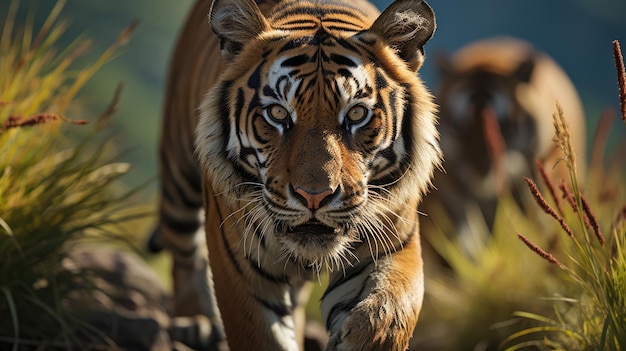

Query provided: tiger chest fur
[156,0,441,350]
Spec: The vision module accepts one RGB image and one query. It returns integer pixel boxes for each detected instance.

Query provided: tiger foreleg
[156,223,226,348]
[323,234,423,351]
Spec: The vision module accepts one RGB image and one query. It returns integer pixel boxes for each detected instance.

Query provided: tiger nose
[294,187,336,210]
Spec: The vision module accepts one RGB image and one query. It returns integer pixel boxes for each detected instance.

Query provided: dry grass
[0,1,143,349]
[502,91,626,351]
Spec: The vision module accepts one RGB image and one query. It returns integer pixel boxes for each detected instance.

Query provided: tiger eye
[346,105,367,123]
[268,104,289,121]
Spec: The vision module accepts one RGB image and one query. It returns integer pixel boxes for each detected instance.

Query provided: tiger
[149,0,440,350]
[421,37,586,245]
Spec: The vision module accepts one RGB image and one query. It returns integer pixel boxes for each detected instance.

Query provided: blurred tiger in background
[422,37,586,247]
[149,0,441,350]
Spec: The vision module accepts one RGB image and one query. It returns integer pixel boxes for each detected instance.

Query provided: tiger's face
[197,0,439,270]
[438,64,538,185]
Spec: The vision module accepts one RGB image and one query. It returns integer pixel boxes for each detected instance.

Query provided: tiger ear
[513,56,536,83]
[209,0,271,60]
[368,0,436,71]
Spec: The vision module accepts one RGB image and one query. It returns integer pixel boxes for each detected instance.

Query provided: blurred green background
[2,0,625,204]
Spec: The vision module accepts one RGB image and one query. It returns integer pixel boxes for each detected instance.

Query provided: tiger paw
[326,294,419,351]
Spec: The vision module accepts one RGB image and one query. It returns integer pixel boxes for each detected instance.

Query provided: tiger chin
[156,0,441,350]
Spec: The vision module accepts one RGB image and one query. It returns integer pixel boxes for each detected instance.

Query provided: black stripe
[234,88,260,171]
[263,84,279,100]
[322,257,373,300]
[281,54,310,67]
[323,17,363,27]
[280,18,317,27]
[374,70,389,90]
[329,53,356,67]
[218,81,233,153]
[388,88,399,139]
[214,197,245,277]
[324,275,370,330]
[234,88,245,125]
[337,68,352,79]
[160,206,201,234]
[275,7,362,20]
[252,114,271,144]
[161,169,203,210]
[247,61,264,89]
[254,294,293,320]
[326,25,360,32]
[247,256,290,284]
[278,36,313,53]
[335,37,360,54]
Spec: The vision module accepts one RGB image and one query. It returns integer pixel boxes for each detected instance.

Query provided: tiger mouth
[281,220,354,265]
[286,220,339,236]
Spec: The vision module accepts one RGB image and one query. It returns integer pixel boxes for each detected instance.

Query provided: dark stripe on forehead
[375,70,389,89]
[325,24,361,32]
[263,85,278,100]
[278,36,314,53]
[272,6,363,20]
[337,68,352,78]
[280,18,318,28]
[335,37,360,54]
[329,53,356,67]
[281,54,310,67]
[248,61,264,89]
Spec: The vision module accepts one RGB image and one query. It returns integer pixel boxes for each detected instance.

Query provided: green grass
[0,1,144,349]
[1,1,624,350]
[500,104,626,350]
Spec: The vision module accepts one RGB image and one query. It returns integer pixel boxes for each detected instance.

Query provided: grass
[0,1,144,349]
[1,1,624,350]
[500,42,626,350]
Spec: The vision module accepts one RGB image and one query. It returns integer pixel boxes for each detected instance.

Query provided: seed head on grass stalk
[612,40,626,125]
[504,56,626,349]
[536,159,564,217]
[524,176,574,239]
[516,233,564,269]
[552,101,579,189]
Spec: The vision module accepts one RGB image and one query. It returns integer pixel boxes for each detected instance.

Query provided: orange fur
[156,1,440,349]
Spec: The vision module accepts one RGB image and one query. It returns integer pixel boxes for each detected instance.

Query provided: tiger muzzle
[293,186,337,210]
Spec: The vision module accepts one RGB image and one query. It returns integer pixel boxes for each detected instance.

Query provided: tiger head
[422,38,586,246]
[196,0,440,271]
[436,51,539,197]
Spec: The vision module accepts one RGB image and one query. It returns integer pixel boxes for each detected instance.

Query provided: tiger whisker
[355,220,380,265]
[240,201,266,258]
[368,165,413,189]
[256,214,277,264]
[220,196,261,228]
[213,181,264,197]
